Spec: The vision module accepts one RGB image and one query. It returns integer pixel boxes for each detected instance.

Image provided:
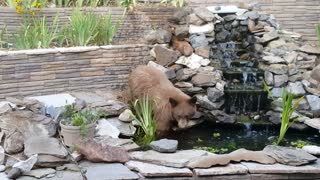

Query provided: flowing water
[169,121,320,153]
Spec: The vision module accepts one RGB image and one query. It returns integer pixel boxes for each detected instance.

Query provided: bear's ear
[189,96,197,105]
[169,98,178,107]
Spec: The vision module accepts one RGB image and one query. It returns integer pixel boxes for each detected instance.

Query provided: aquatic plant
[129,95,157,147]
[263,80,304,145]
[290,140,311,148]
[194,146,229,154]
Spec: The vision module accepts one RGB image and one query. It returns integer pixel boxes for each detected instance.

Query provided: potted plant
[60,104,100,147]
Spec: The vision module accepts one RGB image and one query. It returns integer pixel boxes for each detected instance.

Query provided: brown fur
[128,65,196,136]
[172,36,193,57]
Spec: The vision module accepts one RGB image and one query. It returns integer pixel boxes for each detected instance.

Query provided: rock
[168,8,191,24]
[0,172,8,180]
[189,34,208,48]
[216,30,230,42]
[263,145,317,166]
[267,64,288,75]
[154,45,180,67]
[96,119,120,138]
[0,146,4,165]
[189,23,214,34]
[262,56,286,64]
[267,111,281,124]
[119,109,134,123]
[7,167,22,179]
[207,5,247,14]
[195,46,210,59]
[191,71,222,87]
[288,64,298,75]
[186,87,205,94]
[187,13,205,26]
[193,163,248,176]
[299,44,320,55]
[129,150,207,168]
[13,154,38,173]
[274,74,288,87]
[245,11,260,20]
[267,39,286,49]
[257,31,279,43]
[71,151,82,162]
[287,82,306,96]
[24,137,68,158]
[77,139,129,163]
[207,88,224,102]
[105,118,136,137]
[57,164,81,172]
[145,29,172,44]
[188,149,275,168]
[176,68,197,81]
[150,139,178,153]
[223,14,236,21]
[193,7,215,22]
[174,26,189,40]
[4,131,24,154]
[311,64,320,83]
[0,101,13,115]
[94,136,140,152]
[176,53,209,69]
[147,61,176,80]
[23,168,56,178]
[305,118,320,130]
[90,99,127,116]
[271,88,282,98]
[284,52,298,64]
[290,122,309,131]
[36,155,69,167]
[210,110,235,124]
[0,110,56,138]
[196,95,224,110]
[174,82,193,88]
[81,161,139,180]
[264,71,274,85]
[302,146,320,156]
[0,165,5,172]
[125,161,192,177]
[306,95,320,111]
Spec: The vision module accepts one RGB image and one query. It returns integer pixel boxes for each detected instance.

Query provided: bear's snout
[177,118,188,129]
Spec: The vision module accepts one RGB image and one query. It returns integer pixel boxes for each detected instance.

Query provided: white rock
[0,165,5,172]
[302,145,320,156]
[25,93,76,108]
[96,119,120,138]
[13,154,38,173]
[176,54,208,69]
[207,5,247,14]
[189,23,214,34]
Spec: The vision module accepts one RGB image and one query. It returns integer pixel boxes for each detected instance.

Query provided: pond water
[168,121,320,154]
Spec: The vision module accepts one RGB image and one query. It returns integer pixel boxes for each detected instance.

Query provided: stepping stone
[193,163,248,176]
[94,136,140,151]
[303,146,320,156]
[23,168,56,178]
[241,162,320,174]
[80,161,139,180]
[24,137,68,158]
[263,145,317,166]
[150,139,178,153]
[125,161,193,177]
[129,150,207,168]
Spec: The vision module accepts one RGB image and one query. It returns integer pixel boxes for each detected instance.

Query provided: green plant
[263,80,304,145]
[0,26,7,48]
[129,95,157,146]
[290,140,311,148]
[212,132,220,138]
[316,24,320,45]
[118,0,136,9]
[160,0,184,7]
[95,10,124,45]
[194,146,229,154]
[14,15,60,49]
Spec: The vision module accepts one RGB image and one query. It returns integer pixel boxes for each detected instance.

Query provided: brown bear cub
[128,65,197,136]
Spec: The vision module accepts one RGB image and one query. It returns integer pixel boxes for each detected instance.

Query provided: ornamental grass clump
[129,95,157,147]
[263,80,304,145]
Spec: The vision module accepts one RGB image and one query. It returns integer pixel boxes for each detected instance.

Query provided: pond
[168,121,320,154]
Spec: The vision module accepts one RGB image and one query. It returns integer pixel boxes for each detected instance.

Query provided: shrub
[14,15,60,49]
[129,95,157,146]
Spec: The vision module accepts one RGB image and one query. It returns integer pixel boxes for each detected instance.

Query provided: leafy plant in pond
[263,80,304,145]
[160,0,184,7]
[118,0,136,9]
[290,140,311,148]
[14,15,61,49]
[129,95,157,147]
[194,146,229,154]
[316,24,320,45]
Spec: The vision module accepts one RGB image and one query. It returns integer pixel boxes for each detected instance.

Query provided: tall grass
[129,95,157,146]
[263,80,304,145]
[316,24,320,46]
[14,15,60,49]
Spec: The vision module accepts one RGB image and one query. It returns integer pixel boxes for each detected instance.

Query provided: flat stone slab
[207,5,247,14]
[303,146,320,156]
[125,161,193,177]
[305,118,320,130]
[23,168,56,178]
[150,139,178,153]
[24,137,68,158]
[94,136,140,151]
[18,170,83,180]
[263,145,317,166]
[129,150,207,168]
[26,93,76,108]
[194,163,248,176]
[241,162,320,174]
[80,161,139,180]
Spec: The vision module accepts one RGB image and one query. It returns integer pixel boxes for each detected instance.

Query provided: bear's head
[169,96,197,129]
